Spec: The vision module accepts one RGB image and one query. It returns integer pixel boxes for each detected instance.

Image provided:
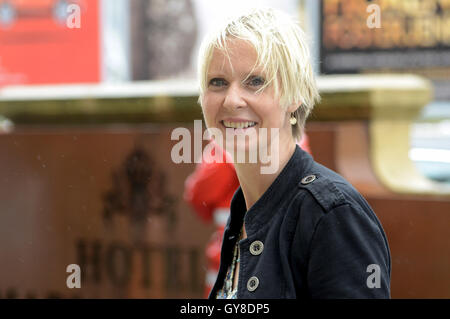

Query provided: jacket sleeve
[303,203,391,299]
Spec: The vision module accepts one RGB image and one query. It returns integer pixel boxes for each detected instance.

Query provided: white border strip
[0,79,199,101]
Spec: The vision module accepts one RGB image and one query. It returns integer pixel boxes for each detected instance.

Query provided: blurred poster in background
[0,0,100,86]
[320,0,450,100]
[128,0,300,81]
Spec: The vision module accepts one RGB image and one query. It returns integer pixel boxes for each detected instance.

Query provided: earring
[290,113,297,125]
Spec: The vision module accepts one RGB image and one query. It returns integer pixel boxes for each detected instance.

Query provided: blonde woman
[197,7,391,299]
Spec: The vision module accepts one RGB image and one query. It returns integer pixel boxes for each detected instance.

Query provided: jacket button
[301,174,316,185]
[249,241,264,256]
[247,276,259,292]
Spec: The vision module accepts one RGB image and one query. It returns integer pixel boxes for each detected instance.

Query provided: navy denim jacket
[209,145,391,299]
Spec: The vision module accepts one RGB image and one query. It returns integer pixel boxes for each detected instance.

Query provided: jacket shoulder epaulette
[297,172,347,213]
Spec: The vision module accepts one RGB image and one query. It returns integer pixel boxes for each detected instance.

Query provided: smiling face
[201,39,296,158]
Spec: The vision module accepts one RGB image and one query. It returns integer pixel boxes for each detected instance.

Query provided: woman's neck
[234,139,297,211]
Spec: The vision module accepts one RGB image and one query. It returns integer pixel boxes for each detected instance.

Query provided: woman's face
[201,39,294,157]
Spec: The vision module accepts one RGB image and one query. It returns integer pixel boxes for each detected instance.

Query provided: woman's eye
[247,76,265,87]
[209,78,227,87]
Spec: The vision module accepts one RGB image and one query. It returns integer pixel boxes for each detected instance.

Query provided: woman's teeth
[223,121,257,129]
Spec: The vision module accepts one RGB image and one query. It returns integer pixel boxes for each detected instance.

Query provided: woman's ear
[287,102,302,113]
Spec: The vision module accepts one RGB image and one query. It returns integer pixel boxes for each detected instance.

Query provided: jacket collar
[228,144,314,237]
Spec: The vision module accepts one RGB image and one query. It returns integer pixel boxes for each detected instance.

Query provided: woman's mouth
[221,120,258,129]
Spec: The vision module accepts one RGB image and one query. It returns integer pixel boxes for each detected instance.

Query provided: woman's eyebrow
[246,73,264,78]
[206,73,227,79]
[243,72,266,81]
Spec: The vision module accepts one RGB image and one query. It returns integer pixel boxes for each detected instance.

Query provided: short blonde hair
[197,7,320,140]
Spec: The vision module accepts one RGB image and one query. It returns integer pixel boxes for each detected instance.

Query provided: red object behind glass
[0,0,99,86]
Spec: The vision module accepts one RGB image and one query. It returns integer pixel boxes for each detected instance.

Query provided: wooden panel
[0,125,213,298]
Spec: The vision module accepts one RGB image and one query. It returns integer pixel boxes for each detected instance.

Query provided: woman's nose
[223,83,246,109]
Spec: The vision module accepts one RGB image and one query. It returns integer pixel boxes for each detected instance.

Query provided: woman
[197,7,391,298]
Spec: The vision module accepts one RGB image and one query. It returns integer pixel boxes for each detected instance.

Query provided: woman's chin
[223,139,259,163]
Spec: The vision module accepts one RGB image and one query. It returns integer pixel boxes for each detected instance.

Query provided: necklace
[231,229,243,288]
[216,228,243,299]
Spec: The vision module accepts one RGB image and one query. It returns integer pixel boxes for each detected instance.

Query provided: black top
[209,145,391,299]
